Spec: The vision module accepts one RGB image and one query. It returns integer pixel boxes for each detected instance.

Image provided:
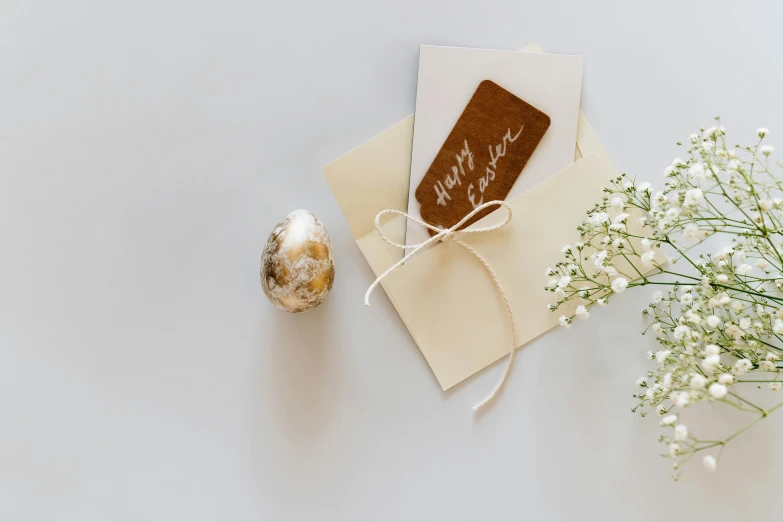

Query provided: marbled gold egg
[261,209,335,313]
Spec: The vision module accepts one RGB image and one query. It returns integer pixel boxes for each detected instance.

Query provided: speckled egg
[261,210,335,313]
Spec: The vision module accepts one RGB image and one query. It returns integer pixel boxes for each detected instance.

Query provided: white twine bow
[364,200,518,412]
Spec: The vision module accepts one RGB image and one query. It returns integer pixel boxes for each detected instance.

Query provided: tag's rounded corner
[477,79,498,90]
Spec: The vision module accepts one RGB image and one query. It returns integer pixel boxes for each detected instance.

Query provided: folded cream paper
[324,46,619,391]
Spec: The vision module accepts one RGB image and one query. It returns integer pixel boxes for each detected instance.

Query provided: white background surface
[3,1,783,520]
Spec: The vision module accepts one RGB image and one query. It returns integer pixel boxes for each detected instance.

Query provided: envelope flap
[575,112,613,169]
[324,117,414,240]
[381,153,620,390]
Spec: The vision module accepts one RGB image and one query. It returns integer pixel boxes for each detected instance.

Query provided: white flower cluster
[548,120,783,479]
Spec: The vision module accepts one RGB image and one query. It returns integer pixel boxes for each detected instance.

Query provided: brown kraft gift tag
[415,79,550,232]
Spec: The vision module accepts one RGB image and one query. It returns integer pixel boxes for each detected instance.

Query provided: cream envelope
[324,46,619,391]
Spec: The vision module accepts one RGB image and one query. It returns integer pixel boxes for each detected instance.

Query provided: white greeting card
[406,45,584,246]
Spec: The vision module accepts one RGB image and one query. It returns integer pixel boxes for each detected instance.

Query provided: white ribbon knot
[364,200,518,412]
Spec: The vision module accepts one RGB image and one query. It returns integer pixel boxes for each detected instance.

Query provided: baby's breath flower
[733,359,752,375]
[684,188,704,207]
[611,277,628,293]
[549,123,783,477]
[701,354,720,373]
[674,325,690,341]
[725,324,742,339]
[673,392,690,408]
[682,223,700,241]
[660,414,677,426]
[709,383,728,399]
[718,374,734,385]
[674,424,688,441]
[690,374,707,389]
[688,163,707,182]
